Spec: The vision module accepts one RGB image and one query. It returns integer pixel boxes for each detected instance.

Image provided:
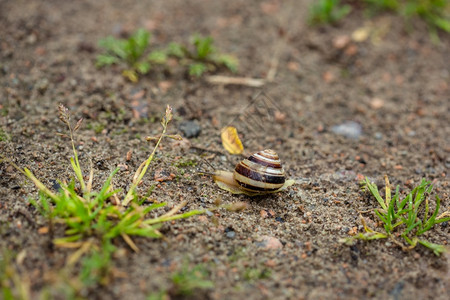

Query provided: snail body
[213,149,295,196]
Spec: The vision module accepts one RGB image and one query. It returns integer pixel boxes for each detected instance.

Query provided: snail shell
[213,149,295,196]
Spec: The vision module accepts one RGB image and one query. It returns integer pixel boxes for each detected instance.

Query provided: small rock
[356,173,365,181]
[154,168,175,182]
[260,210,268,218]
[226,231,236,239]
[179,120,201,138]
[323,70,335,83]
[256,235,283,250]
[50,179,61,191]
[370,97,384,109]
[374,132,383,140]
[26,33,37,44]
[117,164,128,171]
[331,121,362,140]
[224,227,235,239]
[333,35,350,49]
[35,78,49,95]
[275,217,285,223]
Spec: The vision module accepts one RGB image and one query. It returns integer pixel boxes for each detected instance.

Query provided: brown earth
[1,0,449,299]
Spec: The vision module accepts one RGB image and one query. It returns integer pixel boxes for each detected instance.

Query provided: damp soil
[1,0,449,299]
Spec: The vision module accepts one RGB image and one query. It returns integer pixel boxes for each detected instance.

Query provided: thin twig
[205,75,266,87]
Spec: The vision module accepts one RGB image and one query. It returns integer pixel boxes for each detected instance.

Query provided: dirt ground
[1,0,449,299]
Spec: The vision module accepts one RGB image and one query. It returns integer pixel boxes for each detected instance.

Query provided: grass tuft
[96,29,238,81]
[96,28,156,82]
[309,0,450,41]
[0,251,30,300]
[364,0,450,41]
[4,104,206,288]
[170,262,214,297]
[342,175,450,255]
[308,0,352,25]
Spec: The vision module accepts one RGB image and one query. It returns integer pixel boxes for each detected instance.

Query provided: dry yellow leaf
[122,69,138,82]
[351,27,370,42]
[221,126,244,154]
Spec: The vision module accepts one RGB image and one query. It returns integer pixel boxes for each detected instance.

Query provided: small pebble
[331,121,362,140]
[154,168,175,182]
[51,179,61,191]
[35,78,49,95]
[370,97,385,109]
[256,235,283,250]
[179,120,201,138]
[275,217,285,223]
[374,132,383,140]
[226,231,236,239]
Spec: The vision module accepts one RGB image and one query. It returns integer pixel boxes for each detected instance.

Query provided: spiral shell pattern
[233,149,286,193]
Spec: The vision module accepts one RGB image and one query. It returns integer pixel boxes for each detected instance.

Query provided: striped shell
[233,149,286,193]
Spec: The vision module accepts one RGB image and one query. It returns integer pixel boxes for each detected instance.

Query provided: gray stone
[179,120,201,138]
[331,121,362,140]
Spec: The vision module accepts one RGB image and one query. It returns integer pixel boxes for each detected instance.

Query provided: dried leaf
[165,134,183,140]
[73,118,84,131]
[55,133,69,139]
[122,69,138,82]
[126,150,133,161]
[221,126,244,155]
[121,233,140,252]
[352,27,370,42]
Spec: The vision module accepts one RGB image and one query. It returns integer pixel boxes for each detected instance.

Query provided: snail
[212,149,295,196]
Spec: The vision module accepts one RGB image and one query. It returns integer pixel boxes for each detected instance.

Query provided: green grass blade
[375,210,388,224]
[23,168,59,202]
[143,209,205,225]
[130,28,150,61]
[124,226,162,238]
[432,16,450,32]
[166,42,186,58]
[404,220,421,236]
[70,157,86,193]
[365,177,387,210]
[148,50,167,64]
[193,35,214,59]
[98,36,128,60]
[96,54,120,67]
[142,202,167,214]
[54,234,83,244]
[94,168,119,203]
[418,239,447,256]
[435,217,450,224]
[417,195,447,235]
[189,63,207,77]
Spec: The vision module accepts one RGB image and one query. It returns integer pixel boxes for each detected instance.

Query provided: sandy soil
[1,0,449,299]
